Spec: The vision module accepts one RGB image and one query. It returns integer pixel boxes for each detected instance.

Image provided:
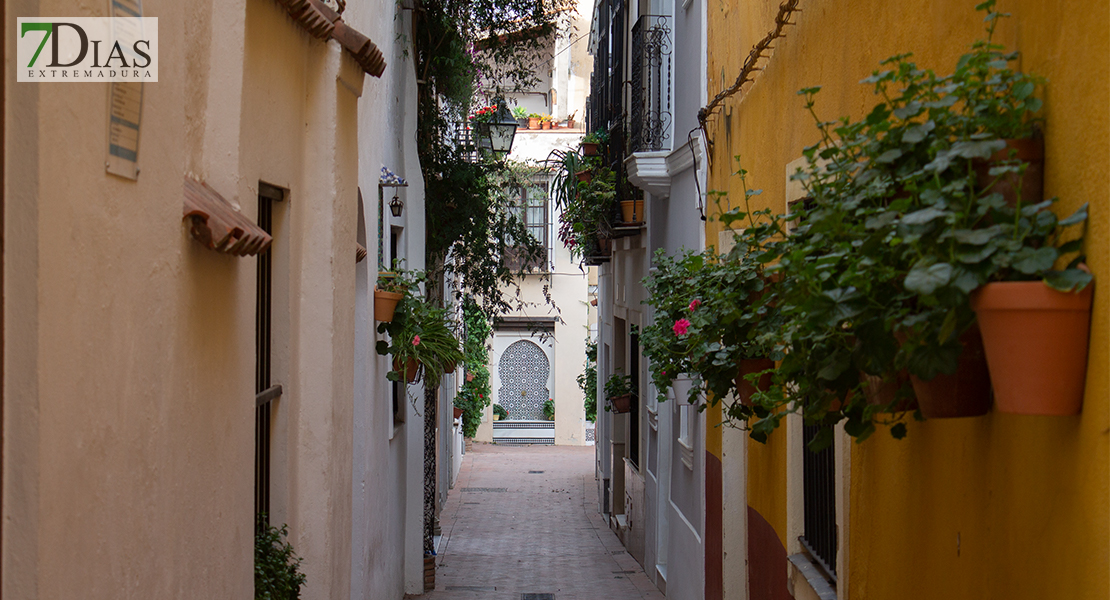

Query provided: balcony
[629,15,672,154]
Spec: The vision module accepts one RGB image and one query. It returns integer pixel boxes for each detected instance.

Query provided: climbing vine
[454,297,493,437]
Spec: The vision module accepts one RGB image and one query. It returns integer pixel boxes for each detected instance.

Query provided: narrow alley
[425,444,664,600]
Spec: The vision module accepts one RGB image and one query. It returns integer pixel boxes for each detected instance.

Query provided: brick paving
[422,443,665,600]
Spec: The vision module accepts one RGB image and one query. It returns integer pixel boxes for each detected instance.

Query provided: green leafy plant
[511,105,529,119]
[742,0,1088,449]
[493,404,509,420]
[558,166,618,259]
[376,270,465,388]
[579,339,598,422]
[255,517,306,600]
[454,298,493,437]
[604,373,633,405]
[582,129,609,145]
[542,398,555,420]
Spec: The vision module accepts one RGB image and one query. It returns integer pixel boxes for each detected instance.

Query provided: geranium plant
[376,269,465,388]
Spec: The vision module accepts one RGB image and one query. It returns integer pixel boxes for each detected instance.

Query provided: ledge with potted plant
[742,0,1091,448]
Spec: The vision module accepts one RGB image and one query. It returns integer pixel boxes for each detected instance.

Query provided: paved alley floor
[423,443,665,600]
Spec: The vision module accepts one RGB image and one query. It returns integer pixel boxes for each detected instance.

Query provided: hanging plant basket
[904,326,992,419]
[735,358,774,406]
[581,142,600,156]
[576,169,593,183]
[443,360,458,375]
[609,394,632,413]
[374,289,404,322]
[393,358,419,383]
[973,137,1044,208]
[453,406,464,419]
[971,280,1094,415]
[620,200,644,224]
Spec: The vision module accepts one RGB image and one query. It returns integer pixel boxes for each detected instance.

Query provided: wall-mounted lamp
[389,192,404,217]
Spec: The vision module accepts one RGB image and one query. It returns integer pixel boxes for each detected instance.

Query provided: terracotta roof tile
[333,20,386,77]
[273,0,386,77]
[183,177,272,257]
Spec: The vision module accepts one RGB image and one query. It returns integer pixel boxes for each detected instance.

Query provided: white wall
[347,0,428,595]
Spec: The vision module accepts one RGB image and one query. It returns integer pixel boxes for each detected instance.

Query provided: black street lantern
[389,191,404,217]
[482,99,519,156]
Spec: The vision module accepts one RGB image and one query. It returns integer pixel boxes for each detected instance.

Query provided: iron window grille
[629,15,672,153]
[801,421,838,581]
[255,184,284,524]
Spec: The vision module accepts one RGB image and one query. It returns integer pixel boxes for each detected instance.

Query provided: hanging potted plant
[605,373,633,413]
[374,271,408,322]
[968,203,1092,415]
[375,269,465,388]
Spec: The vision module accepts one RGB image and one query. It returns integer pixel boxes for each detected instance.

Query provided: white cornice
[625,137,705,198]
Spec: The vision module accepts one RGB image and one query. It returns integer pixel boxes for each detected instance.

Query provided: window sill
[787,553,837,600]
[678,438,693,470]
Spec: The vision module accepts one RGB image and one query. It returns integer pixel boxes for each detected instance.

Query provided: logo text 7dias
[18,18,158,82]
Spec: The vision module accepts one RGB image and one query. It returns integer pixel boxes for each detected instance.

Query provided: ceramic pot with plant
[605,373,633,413]
[964,201,1093,415]
[374,271,408,322]
[493,404,508,420]
[512,105,529,128]
[528,113,541,130]
[376,269,464,388]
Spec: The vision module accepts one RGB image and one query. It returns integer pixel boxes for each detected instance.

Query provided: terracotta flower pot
[861,371,918,413]
[453,406,464,419]
[444,360,458,375]
[596,237,613,256]
[581,142,600,156]
[393,358,419,383]
[971,280,1094,415]
[528,117,540,130]
[735,358,774,406]
[973,137,1044,208]
[542,121,551,130]
[567,118,575,129]
[609,394,632,413]
[905,326,993,419]
[576,169,593,183]
[374,289,404,322]
[620,200,644,224]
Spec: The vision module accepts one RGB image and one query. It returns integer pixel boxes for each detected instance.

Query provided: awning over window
[274,0,386,77]
[183,177,273,257]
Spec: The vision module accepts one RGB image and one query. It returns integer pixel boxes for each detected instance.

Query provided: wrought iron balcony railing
[629,14,672,153]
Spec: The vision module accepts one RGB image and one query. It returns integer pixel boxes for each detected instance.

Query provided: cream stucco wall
[4,0,383,598]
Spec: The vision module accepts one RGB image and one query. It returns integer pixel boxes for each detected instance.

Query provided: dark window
[628,331,640,469]
[392,379,405,425]
[801,421,837,580]
[255,182,284,524]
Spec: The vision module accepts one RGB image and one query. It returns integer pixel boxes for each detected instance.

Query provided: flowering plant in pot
[375,271,465,387]
[453,298,493,436]
[604,373,634,413]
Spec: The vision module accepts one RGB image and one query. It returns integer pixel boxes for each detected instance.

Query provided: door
[497,339,550,421]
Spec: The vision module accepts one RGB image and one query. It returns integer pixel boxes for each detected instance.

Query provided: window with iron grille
[801,421,837,579]
[255,183,285,524]
[506,179,550,271]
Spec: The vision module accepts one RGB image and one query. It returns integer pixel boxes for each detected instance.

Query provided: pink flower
[689,299,701,311]
[661,369,667,376]
[412,335,421,346]
[673,318,691,336]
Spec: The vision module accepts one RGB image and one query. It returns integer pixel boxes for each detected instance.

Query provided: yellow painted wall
[706,1,1109,598]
